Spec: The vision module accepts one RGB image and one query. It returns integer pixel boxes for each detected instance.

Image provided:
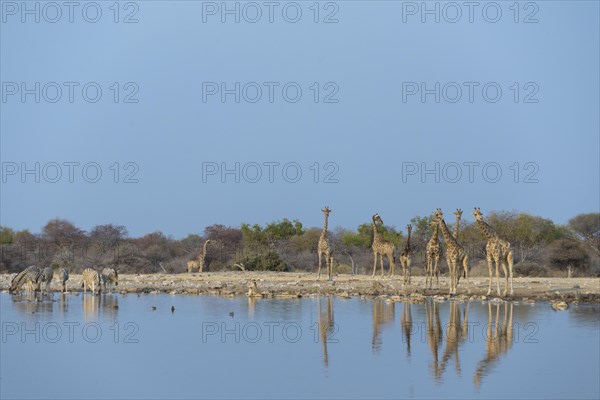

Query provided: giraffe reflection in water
[318,296,335,367]
[371,299,395,353]
[474,302,514,387]
[401,302,413,359]
[424,299,470,381]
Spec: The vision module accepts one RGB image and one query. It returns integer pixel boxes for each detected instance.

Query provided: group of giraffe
[317,206,514,296]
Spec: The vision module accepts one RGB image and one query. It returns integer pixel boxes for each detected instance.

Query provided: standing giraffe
[187,239,212,273]
[317,207,334,280]
[452,209,469,285]
[426,220,441,289]
[198,239,211,272]
[371,214,396,277]
[434,209,469,295]
[472,207,514,295]
[399,224,412,284]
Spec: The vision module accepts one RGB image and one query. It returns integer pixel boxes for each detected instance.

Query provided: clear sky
[1,1,599,238]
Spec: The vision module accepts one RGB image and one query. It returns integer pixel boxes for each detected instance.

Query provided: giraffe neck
[372,219,382,244]
[430,224,439,242]
[453,216,461,240]
[201,241,209,258]
[439,219,456,245]
[405,229,412,251]
[476,220,497,240]
[321,214,329,240]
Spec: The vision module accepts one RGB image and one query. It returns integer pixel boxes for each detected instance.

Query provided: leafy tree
[42,219,86,246]
[546,239,590,274]
[0,227,14,244]
[487,212,563,262]
[90,224,128,251]
[180,234,203,254]
[289,228,321,253]
[569,213,600,255]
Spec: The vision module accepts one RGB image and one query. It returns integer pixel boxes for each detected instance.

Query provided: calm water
[1,292,599,399]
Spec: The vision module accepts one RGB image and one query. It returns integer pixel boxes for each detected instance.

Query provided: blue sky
[1,1,599,238]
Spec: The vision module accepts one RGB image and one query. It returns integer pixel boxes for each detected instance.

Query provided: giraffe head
[433,208,444,222]
[322,206,332,216]
[373,213,384,225]
[472,207,483,221]
[453,209,463,219]
[406,224,412,234]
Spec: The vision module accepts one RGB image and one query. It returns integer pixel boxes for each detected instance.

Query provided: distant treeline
[1,211,598,277]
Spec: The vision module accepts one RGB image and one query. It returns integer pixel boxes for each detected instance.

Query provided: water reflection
[401,302,412,359]
[371,299,395,353]
[3,292,598,399]
[439,302,469,378]
[425,299,443,380]
[317,296,335,367]
[474,302,514,388]
[82,293,99,320]
[100,294,119,320]
[10,292,54,315]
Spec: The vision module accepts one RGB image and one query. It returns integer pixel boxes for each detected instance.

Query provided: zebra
[58,268,69,292]
[38,267,54,292]
[9,266,41,294]
[81,268,101,294]
[101,268,119,293]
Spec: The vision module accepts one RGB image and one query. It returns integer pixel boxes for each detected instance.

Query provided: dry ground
[2,272,599,303]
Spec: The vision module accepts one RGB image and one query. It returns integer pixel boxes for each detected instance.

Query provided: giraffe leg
[494,254,501,296]
[507,250,514,295]
[462,254,469,292]
[388,253,395,278]
[500,256,509,296]
[452,259,458,295]
[486,253,493,296]
[317,252,322,280]
[406,255,411,285]
[380,254,384,277]
[372,252,378,277]
[328,255,334,280]
[434,254,440,288]
[426,256,431,289]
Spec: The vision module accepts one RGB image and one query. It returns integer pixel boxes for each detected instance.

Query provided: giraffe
[452,208,469,285]
[187,239,212,273]
[399,224,412,285]
[426,220,441,289]
[472,207,514,296]
[317,207,334,280]
[434,209,469,295]
[371,214,396,277]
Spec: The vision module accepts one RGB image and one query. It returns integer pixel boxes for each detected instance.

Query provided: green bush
[240,251,289,272]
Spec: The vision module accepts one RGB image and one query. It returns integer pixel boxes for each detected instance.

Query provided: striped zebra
[9,266,41,294]
[38,267,54,292]
[59,268,69,292]
[81,268,101,294]
[101,268,119,293]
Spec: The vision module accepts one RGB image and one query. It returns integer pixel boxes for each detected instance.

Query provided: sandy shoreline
[2,272,599,303]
